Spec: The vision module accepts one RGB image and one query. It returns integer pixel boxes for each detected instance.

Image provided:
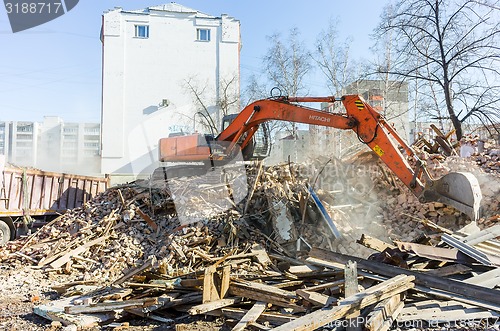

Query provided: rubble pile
[472,148,500,173]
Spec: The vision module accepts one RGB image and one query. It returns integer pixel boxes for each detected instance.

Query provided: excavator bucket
[423,172,482,221]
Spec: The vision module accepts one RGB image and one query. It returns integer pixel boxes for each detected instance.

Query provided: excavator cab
[221,114,271,160]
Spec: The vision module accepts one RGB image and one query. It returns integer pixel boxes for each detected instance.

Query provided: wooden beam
[308,248,500,307]
[426,264,472,277]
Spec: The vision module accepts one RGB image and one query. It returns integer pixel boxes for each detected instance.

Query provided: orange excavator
[158,95,482,221]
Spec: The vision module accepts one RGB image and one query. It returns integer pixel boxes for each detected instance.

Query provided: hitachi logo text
[309,115,331,123]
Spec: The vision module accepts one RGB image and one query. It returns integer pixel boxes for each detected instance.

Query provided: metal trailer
[0,164,109,245]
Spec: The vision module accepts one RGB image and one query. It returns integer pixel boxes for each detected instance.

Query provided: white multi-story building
[100,3,241,180]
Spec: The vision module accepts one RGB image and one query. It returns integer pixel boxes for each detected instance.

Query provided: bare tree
[241,74,268,107]
[312,18,355,95]
[183,74,239,135]
[264,27,312,136]
[264,28,311,97]
[375,0,500,139]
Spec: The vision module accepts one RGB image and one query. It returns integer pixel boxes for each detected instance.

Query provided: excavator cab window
[222,114,238,131]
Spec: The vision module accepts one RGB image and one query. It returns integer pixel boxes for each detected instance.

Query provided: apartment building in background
[0,118,100,175]
[101,3,241,181]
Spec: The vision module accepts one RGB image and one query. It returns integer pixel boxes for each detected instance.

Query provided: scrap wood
[221,308,297,326]
[425,264,472,277]
[64,297,158,314]
[394,241,476,265]
[365,294,404,331]
[271,274,415,331]
[49,235,109,269]
[113,255,156,285]
[229,280,305,312]
[125,293,180,317]
[135,207,158,231]
[34,296,116,328]
[162,294,203,309]
[357,234,396,252]
[295,289,335,306]
[188,297,242,315]
[232,301,267,331]
[307,248,500,309]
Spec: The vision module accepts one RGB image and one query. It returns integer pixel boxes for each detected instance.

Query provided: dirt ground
[0,264,227,331]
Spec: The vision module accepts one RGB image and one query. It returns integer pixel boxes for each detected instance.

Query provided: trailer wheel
[0,220,11,246]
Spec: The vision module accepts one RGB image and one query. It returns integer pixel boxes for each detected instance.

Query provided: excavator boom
[159,95,482,221]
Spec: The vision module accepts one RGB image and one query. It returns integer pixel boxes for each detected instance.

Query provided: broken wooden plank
[295,289,335,306]
[203,265,220,303]
[221,308,297,326]
[34,296,115,327]
[357,234,396,252]
[65,298,158,314]
[162,294,202,309]
[125,293,179,317]
[302,279,347,292]
[426,264,472,277]
[232,301,267,331]
[188,297,242,315]
[376,301,404,331]
[220,265,231,299]
[136,207,158,231]
[49,236,109,269]
[308,248,500,308]
[113,256,156,285]
[394,241,476,264]
[271,274,414,331]
[229,280,304,312]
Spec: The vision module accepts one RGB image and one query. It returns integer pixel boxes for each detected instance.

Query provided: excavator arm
[159,95,482,220]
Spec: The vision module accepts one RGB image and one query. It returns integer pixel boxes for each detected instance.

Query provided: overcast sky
[0,1,383,123]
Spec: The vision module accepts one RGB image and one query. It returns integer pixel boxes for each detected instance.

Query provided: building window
[197,28,210,41]
[135,25,149,38]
